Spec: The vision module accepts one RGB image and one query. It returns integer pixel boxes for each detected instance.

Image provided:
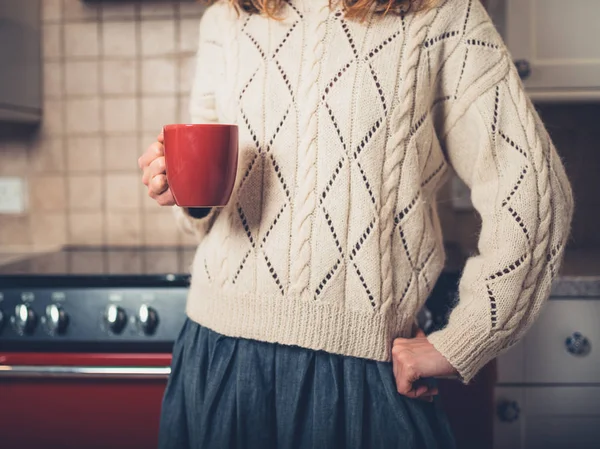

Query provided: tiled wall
[0,0,206,249]
[0,0,598,257]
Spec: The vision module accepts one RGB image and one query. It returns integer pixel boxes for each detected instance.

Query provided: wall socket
[0,177,27,214]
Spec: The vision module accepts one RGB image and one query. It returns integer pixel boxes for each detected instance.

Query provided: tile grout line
[96,1,108,259]
[174,2,184,253]
[135,3,147,269]
[59,0,71,252]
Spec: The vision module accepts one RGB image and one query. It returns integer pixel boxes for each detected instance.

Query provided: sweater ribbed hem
[185,283,415,362]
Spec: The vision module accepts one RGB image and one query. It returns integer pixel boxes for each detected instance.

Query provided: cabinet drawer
[497,300,600,384]
[494,386,600,449]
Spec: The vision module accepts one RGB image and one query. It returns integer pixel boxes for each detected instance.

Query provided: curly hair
[211,0,439,18]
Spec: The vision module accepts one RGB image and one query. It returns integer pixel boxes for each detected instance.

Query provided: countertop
[0,245,598,297]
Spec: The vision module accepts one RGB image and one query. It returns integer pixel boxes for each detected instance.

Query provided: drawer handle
[565,332,591,356]
[497,400,520,423]
[0,365,171,379]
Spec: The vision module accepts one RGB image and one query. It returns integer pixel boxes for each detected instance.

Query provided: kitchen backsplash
[0,0,206,249]
[0,0,598,256]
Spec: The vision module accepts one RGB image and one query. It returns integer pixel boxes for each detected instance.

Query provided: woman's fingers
[138,141,164,170]
[149,174,169,196]
[154,190,176,207]
[139,134,173,207]
[142,156,166,185]
[148,180,175,206]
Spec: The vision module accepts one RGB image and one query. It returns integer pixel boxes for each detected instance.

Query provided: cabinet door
[494,387,600,449]
[504,0,600,99]
[524,387,600,449]
[524,300,600,384]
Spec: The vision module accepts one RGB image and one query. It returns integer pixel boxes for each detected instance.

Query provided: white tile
[179,19,200,53]
[142,58,176,94]
[101,3,137,20]
[104,135,139,172]
[66,98,101,134]
[141,97,177,132]
[103,98,137,133]
[69,212,104,245]
[64,23,99,58]
[0,141,29,176]
[43,24,61,59]
[102,21,138,57]
[107,211,142,245]
[67,136,102,172]
[102,60,137,95]
[43,62,63,98]
[42,0,62,22]
[143,210,179,246]
[31,213,67,246]
[29,176,67,212]
[41,99,64,136]
[178,3,206,17]
[65,61,99,96]
[141,20,175,56]
[178,95,191,123]
[105,173,139,209]
[68,174,103,210]
[178,56,196,94]
[141,3,176,18]
[0,216,31,247]
[63,0,100,21]
[29,138,65,173]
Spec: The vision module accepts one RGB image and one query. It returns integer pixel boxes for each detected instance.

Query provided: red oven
[0,353,171,449]
[0,247,191,449]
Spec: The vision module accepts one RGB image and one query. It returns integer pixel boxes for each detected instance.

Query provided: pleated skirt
[158,319,456,449]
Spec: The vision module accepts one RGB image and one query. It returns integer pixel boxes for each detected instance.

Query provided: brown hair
[212,0,438,19]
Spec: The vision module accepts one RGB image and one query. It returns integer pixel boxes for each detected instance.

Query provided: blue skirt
[158,319,456,449]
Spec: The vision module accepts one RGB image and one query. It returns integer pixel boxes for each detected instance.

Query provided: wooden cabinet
[487,0,600,102]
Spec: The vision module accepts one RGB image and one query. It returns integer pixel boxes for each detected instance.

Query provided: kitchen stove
[0,246,194,449]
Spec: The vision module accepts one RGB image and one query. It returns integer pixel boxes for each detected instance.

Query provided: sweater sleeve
[172,3,227,239]
[427,55,574,383]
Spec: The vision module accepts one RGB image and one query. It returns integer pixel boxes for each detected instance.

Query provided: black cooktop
[0,246,195,287]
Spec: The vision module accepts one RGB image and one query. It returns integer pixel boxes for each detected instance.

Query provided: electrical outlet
[0,177,27,214]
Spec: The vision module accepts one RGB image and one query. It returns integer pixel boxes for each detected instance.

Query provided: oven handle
[0,365,171,379]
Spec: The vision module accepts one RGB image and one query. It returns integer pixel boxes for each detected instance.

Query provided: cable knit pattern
[380,7,438,311]
[290,3,330,297]
[178,0,573,383]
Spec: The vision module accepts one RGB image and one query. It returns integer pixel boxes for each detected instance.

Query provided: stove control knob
[14,304,37,335]
[138,305,159,335]
[105,304,127,334]
[46,304,69,335]
[0,309,4,331]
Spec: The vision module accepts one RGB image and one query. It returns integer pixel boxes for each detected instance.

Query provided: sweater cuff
[172,205,218,241]
[186,207,212,219]
[427,312,495,384]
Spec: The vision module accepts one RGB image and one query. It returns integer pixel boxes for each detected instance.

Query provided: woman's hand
[139,132,175,206]
[392,329,458,402]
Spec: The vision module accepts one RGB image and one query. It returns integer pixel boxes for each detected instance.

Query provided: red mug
[163,124,238,208]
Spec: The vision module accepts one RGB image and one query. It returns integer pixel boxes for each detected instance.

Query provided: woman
[139,0,573,447]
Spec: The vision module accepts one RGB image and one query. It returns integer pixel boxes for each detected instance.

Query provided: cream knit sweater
[174,0,573,382]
